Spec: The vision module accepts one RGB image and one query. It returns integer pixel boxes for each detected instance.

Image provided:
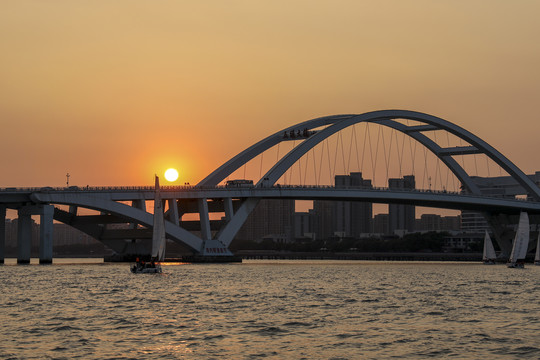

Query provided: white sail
[535,232,540,265]
[508,212,529,265]
[151,175,166,262]
[482,230,496,262]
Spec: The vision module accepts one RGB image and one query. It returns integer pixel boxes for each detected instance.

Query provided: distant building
[313,200,334,240]
[335,172,373,236]
[313,172,373,240]
[441,215,461,231]
[236,199,295,242]
[460,211,489,232]
[443,232,483,251]
[416,214,461,232]
[388,175,415,233]
[460,172,540,232]
[294,210,316,239]
[372,214,389,234]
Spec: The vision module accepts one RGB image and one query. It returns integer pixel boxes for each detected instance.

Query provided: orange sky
[1,1,540,188]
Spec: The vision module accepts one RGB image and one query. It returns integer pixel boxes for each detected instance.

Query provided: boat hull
[131,265,162,274]
[507,262,525,269]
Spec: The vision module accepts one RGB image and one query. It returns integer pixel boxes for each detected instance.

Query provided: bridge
[2,109,539,263]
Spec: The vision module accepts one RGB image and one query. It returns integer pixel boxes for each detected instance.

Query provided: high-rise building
[313,200,334,240]
[415,214,461,232]
[388,175,415,233]
[313,172,373,239]
[236,199,295,242]
[350,172,373,235]
[373,214,389,234]
[293,210,316,239]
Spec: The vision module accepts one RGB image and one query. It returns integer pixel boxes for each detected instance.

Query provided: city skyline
[2,1,540,189]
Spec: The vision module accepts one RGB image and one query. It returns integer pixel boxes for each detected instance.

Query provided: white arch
[202,110,540,200]
[207,110,540,248]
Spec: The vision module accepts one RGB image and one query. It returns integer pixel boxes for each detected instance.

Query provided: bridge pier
[39,205,54,264]
[198,198,211,241]
[224,197,234,221]
[17,207,32,264]
[0,205,5,264]
[168,198,179,226]
[16,205,54,264]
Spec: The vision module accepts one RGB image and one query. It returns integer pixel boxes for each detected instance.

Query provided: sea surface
[1,259,539,359]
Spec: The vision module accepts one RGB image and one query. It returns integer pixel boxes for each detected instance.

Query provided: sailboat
[534,232,540,266]
[507,212,529,268]
[482,230,496,265]
[131,175,166,274]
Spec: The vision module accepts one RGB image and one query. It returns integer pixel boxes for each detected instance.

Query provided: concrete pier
[39,205,54,264]
[17,207,32,264]
[0,206,5,264]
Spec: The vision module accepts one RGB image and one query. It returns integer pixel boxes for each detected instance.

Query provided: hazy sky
[1,1,539,187]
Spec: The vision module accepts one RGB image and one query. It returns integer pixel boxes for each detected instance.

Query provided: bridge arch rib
[29,192,203,253]
[202,109,540,248]
[200,110,540,201]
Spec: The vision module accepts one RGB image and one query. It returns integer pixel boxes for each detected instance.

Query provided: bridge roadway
[2,185,540,264]
[2,185,540,214]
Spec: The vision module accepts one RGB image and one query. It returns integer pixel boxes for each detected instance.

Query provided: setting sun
[164,168,179,182]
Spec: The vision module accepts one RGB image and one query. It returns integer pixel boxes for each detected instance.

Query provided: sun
[164,168,179,182]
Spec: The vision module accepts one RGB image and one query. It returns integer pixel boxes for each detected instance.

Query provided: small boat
[507,212,529,269]
[482,230,496,265]
[131,175,166,274]
[131,260,162,274]
[534,232,540,266]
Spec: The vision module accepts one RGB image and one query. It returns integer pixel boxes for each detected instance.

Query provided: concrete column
[129,199,146,230]
[198,198,212,241]
[168,198,179,226]
[39,205,54,264]
[224,197,234,222]
[17,208,32,264]
[0,206,5,264]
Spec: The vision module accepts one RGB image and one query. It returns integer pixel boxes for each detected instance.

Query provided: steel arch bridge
[2,109,540,262]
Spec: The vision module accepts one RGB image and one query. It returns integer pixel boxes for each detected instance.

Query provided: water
[1,260,539,359]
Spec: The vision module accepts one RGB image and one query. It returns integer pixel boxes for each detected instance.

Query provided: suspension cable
[423,146,429,190]
[332,134,339,178]
[407,120,417,177]
[446,131,456,191]
[346,127,354,175]
[339,131,347,175]
[303,148,310,186]
[397,128,405,178]
[361,123,368,174]
[433,131,443,190]
[326,137,332,184]
[318,140,325,185]
[367,123,376,185]
[351,125,360,173]
[313,146,318,186]
[289,140,296,185]
[381,126,390,182]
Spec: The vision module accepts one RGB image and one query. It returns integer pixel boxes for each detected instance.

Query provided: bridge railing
[0,184,535,203]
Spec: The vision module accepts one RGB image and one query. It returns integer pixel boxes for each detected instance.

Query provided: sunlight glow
[164,168,179,182]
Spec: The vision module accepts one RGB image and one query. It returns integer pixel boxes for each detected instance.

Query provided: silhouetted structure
[388,175,416,234]
[236,199,295,242]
